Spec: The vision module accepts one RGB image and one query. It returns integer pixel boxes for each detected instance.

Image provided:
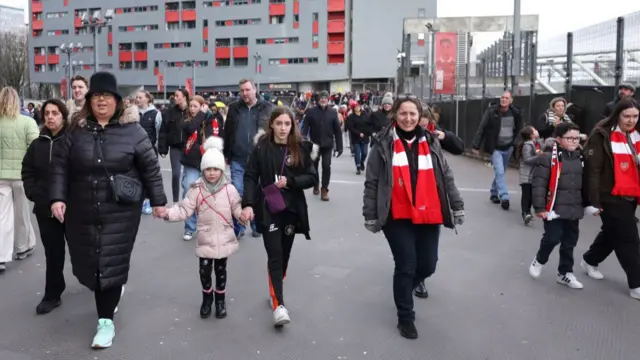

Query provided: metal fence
[402,11,640,104]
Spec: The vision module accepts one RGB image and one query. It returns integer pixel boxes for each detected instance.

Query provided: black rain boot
[215,293,227,319]
[200,291,213,319]
[397,320,419,339]
[413,281,429,299]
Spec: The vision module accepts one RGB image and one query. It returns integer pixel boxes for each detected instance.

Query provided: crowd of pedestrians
[1,72,640,351]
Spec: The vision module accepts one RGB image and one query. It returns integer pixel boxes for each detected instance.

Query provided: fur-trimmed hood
[76,105,140,128]
[252,128,319,161]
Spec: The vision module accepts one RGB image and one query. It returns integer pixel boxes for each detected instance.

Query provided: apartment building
[28,0,436,93]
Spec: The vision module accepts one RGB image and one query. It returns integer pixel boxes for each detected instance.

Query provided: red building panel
[328,33,344,42]
[116,8,124,14]
[225,20,232,26]
[203,46,208,53]
[32,19,43,30]
[328,12,344,21]
[417,39,425,46]
[47,54,60,64]
[327,41,344,55]
[215,47,231,59]
[293,22,299,29]
[108,50,113,56]
[165,11,179,23]
[312,21,319,34]
[293,1,299,14]
[84,65,91,70]
[31,1,43,13]
[182,10,196,21]
[163,43,171,48]
[74,17,82,28]
[327,20,345,33]
[119,51,133,62]
[108,32,113,44]
[328,55,344,64]
[154,67,159,75]
[213,1,222,6]
[203,27,209,39]
[34,55,46,65]
[280,59,288,64]
[312,42,319,49]
[134,51,147,62]
[233,46,249,58]
[266,39,274,44]
[63,0,68,6]
[327,0,345,12]
[269,4,285,16]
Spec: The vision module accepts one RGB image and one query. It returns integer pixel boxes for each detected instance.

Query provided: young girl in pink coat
[160,137,245,319]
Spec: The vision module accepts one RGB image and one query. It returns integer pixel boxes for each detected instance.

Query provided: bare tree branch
[0,31,28,91]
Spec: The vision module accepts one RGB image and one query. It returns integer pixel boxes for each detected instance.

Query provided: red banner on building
[433,32,457,95]
[185,78,194,95]
[60,78,68,99]
[157,74,165,92]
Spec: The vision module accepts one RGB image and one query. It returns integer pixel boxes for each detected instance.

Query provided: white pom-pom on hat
[203,136,224,152]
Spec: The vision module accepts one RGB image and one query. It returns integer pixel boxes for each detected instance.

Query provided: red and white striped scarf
[610,126,640,198]
[390,128,443,224]
[546,142,562,214]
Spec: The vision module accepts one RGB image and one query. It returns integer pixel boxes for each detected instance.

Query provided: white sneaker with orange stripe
[273,305,290,326]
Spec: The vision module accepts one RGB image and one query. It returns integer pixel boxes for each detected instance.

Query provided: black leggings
[263,212,297,310]
[199,258,228,293]
[520,184,533,215]
[95,285,122,320]
[169,147,183,203]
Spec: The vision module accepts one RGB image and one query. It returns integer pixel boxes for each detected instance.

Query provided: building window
[47,64,59,72]
[47,46,58,54]
[75,27,88,35]
[215,18,261,26]
[204,0,260,6]
[182,1,196,9]
[234,58,248,67]
[34,47,45,55]
[255,37,299,45]
[119,25,159,32]
[215,38,231,47]
[46,30,69,36]
[166,22,180,31]
[165,2,180,10]
[216,59,231,67]
[182,21,196,29]
[46,12,68,19]
[269,57,319,65]
[270,15,284,24]
[135,61,148,70]
[116,6,159,13]
[418,8,426,18]
[120,62,133,70]
[119,43,133,51]
[312,35,319,43]
[269,0,285,3]
[134,42,147,50]
[233,38,248,46]
[35,64,46,73]
[33,30,43,37]
[312,12,319,21]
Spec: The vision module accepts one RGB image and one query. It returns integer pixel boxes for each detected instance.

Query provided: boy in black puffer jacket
[528,122,586,289]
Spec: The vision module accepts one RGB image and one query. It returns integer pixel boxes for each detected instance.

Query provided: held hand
[241,207,254,221]
[51,202,66,223]
[276,176,288,189]
[452,210,465,225]
[535,212,547,219]
[435,130,445,140]
[360,133,364,138]
[536,149,542,154]
[153,206,167,219]
[364,220,381,234]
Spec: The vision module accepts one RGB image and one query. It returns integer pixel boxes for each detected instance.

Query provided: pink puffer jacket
[166,179,242,259]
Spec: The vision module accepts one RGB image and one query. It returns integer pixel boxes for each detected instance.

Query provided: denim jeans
[353,141,368,169]
[490,148,513,201]
[181,166,200,233]
[230,161,257,235]
[382,219,441,322]
[536,219,580,275]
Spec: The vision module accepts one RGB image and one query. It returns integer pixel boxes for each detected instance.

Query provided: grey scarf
[203,173,228,195]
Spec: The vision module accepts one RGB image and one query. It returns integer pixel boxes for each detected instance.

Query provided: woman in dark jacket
[346,102,372,174]
[49,72,167,349]
[241,106,318,328]
[363,96,465,339]
[581,98,640,301]
[21,99,69,315]
[180,95,213,241]
[158,89,189,204]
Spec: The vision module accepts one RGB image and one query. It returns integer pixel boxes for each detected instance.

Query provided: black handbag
[94,133,143,205]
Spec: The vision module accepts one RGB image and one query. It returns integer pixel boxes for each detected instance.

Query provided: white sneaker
[273,305,290,326]
[114,285,125,314]
[183,232,194,241]
[529,259,544,278]
[556,273,584,289]
[630,288,640,300]
[581,260,604,280]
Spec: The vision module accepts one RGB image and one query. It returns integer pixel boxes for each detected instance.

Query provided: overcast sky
[3,0,639,49]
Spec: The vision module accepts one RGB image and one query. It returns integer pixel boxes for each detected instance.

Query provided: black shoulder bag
[93,132,143,205]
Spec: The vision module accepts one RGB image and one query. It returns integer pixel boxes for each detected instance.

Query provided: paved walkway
[1,153,639,360]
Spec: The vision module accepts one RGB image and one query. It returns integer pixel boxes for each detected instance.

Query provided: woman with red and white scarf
[582,98,640,301]
[362,96,464,339]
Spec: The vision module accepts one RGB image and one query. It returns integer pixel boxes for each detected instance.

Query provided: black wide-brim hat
[85,72,122,101]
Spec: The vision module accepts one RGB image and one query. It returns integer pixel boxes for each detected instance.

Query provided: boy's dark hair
[554,122,579,138]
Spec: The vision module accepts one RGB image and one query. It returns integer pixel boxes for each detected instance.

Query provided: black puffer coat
[21,126,67,217]
[49,106,167,291]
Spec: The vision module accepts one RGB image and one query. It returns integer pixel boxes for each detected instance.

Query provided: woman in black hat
[49,72,167,349]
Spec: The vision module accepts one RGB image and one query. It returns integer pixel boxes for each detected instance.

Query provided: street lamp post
[396,50,406,95]
[81,9,114,74]
[60,42,82,99]
[253,52,262,91]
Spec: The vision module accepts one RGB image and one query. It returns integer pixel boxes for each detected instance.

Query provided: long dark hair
[598,98,640,130]
[266,106,304,167]
[516,125,536,160]
[40,99,69,129]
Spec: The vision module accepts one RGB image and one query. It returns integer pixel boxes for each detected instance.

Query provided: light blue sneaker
[142,199,152,215]
[91,319,115,349]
